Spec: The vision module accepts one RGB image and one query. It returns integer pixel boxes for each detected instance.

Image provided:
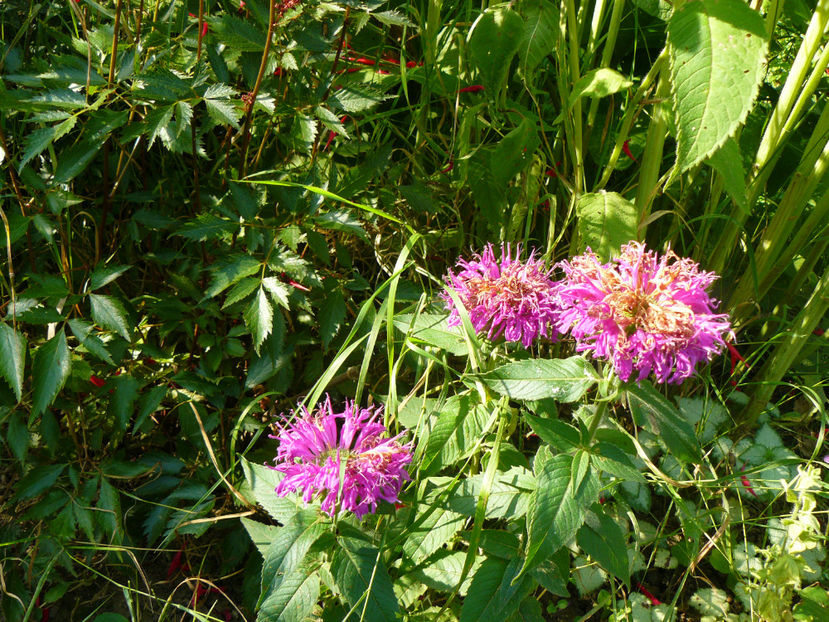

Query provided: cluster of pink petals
[441,244,560,348]
[271,396,412,519]
[551,242,732,384]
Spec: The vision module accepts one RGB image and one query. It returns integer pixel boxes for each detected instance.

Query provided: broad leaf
[626,381,701,463]
[205,254,261,298]
[258,565,320,622]
[0,323,26,401]
[89,293,131,340]
[244,287,273,353]
[32,331,71,416]
[468,7,525,96]
[577,509,630,585]
[517,0,559,77]
[668,0,767,173]
[569,68,632,107]
[421,396,491,475]
[89,264,131,291]
[402,504,466,564]
[481,357,598,402]
[707,137,748,212]
[394,313,467,356]
[331,537,399,622]
[575,191,638,260]
[240,458,304,523]
[523,454,598,574]
[459,557,530,622]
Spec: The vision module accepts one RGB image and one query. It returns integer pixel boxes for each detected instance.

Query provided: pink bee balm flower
[552,242,732,384]
[441,244,560,348]
[271,397,412,519]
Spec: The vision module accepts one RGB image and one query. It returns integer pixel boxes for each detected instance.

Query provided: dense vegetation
[0,0,827,620]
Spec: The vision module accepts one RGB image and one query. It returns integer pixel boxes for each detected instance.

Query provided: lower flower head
[271,396,412,519]
[441,243,559,348]
[552,242,732,384]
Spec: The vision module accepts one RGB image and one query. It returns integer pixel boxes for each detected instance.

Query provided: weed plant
[0,0,827,620]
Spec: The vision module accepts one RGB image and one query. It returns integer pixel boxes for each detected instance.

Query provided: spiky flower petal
[441,243,559,348]
[552,242,732,384]
[271,396,412,519]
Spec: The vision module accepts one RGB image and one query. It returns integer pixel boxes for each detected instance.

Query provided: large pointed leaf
[626,381,701,462]
[0,323,26,401]
[331,537,399,622]
[244,287,273,353]
[468,7,525,96]
[402,503,466,564]
[668,0,767,173]
[459,557,530,622]
[575,191,638,260]
[32,331,71,416]
[258,565,320,622]
[481,357,598,402]
[89,293,131,340]
[577,509,630,585]
[517,0,559,77]
[522,454,598,574]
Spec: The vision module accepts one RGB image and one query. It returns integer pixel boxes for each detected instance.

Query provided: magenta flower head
[271,396,412,519]
[441,243,560,348]
[552,242,732,384]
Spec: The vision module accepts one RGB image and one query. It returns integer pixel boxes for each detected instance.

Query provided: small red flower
[622,140,636,162]
[458,85,484,94]
[90,375,106,388]
[441,160,454,173]
[740,466,758,497]
[637,583,661,606]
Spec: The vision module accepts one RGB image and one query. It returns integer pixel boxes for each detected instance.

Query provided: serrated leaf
[32,331,71,416]
[372,10,414,26]
[468,7,525,96]
[209,15,266,51]
[67,318,114,365]
[569,68,632,108]
[89,293,131,340]
[593,442,646,483]
[331,85,389,113]
[6,412,29,463]
[292,114,316,154]
[261,277,291,310]
[205,97,241,129]
[440,467,535,520]
[668,0,767,173]
[12,464,66,501]
[481,357,598,402]
[109,374,141,431]
[258,564,320,622]
[222,277,260,309]
[575,191,638,260]
[241,517,281,558]
[318,289,345,350]
[331,537,399,622]
[205,254,261,299]
[517,0,559,77]
[244,287,273,353]
[627,381,701,463]
[134,385,168,431]
[402,503,466,564]
[522,454,598,574]
[19,125,57,170]
[0,323,26,401]
[204,83,236,99]
[460,557,528,622]
[421,396,491,475]
[176,213,237,241]
[143,105,175,148]
[523,414,581,452]
[53,136,103,183]
[240,458,303,523]
[89,264,131,290]
[577,510,630,585]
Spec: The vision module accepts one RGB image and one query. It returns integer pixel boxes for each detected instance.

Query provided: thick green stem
[585,400,608,445]
[741,264,829,428]
[587,0,626,128]
[634,75,670,233]
[566,0,585,194]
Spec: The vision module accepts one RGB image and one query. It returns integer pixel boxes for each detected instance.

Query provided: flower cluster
[271,396,412,519]
[441,244,559,348]
[551,242,732,384]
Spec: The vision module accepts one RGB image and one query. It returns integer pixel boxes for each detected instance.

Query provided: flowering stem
[585,400,608,446]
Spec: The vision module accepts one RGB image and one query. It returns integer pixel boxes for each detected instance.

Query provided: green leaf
[67,318,114,365]
[668,0,767,173]
[491,119,540,188]
[330,85,389,113]
[707,137,748,212]
[258,564,320,622]
[626,381,702,463]
[53,136,103,183]
[441,467,535,520]
[575,191,638,260]
[89,293,131,340]
[32,331,71,416]
[240,458,303,523]
[460,557,529,622]
[0,323,26,401]
[13,463,66,501]
[523,414,581,452]
[260,510,326,614]
[593,442,646,483]
[109,374,141,431]
[143,105,175,148]
[577,509,630,585]
[205,254,262,298]
[134,385,168,431]
[393,313,467,356]
[209,15,266,51]
[331,537,399,622]
[222,277,260,309]
[6,412,29,463]
[402,504,466,564]
[244,287,273,353]
[19,125,57,170]
[241,517,281,558]
[89,264,131,290]
[261,277,291,309]
[318,289,346,350]
[176,213,237,241]
[205,97,241,129]
[569,68,632,108]
[292,114,316,154]
[523,454,598,574]
[481,357,598,402]
[468,7,525,96]
[517,0,559,77]
[421,395,491,475]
